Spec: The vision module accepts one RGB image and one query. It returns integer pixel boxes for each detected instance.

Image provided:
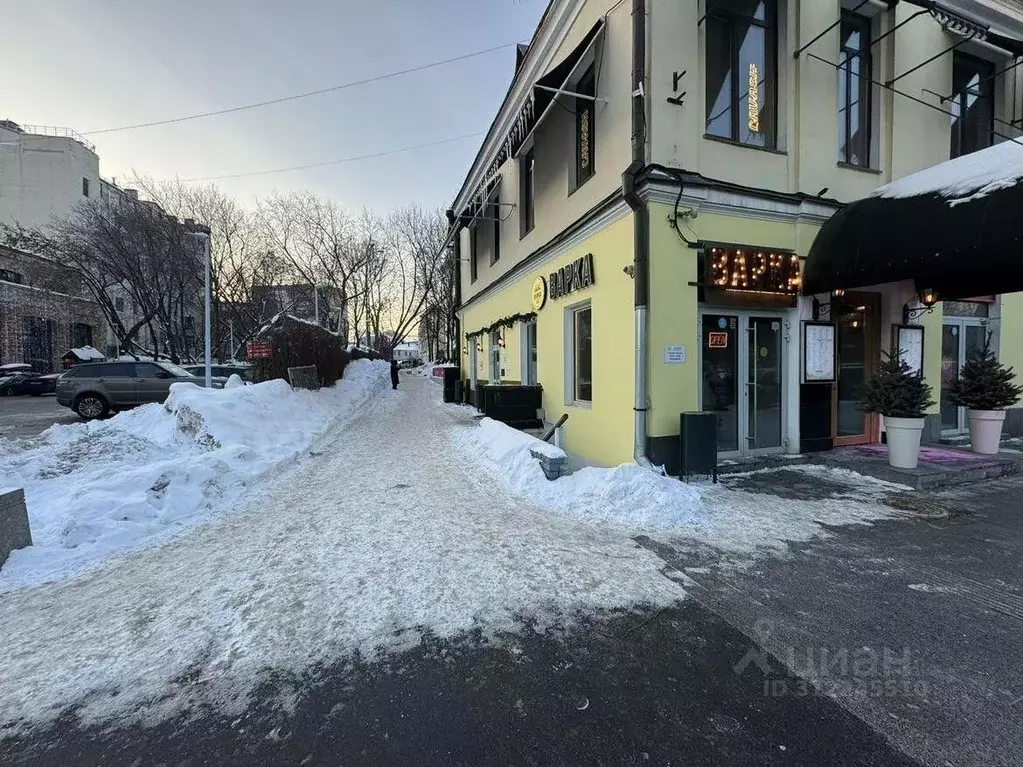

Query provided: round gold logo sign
[531,275,547,311]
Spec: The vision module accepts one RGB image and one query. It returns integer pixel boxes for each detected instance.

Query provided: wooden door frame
[832,291,882,446]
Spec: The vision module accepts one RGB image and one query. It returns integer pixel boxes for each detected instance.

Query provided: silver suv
[56,361,226,419]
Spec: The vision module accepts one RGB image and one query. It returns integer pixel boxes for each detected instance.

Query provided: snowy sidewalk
[0,375,683,736]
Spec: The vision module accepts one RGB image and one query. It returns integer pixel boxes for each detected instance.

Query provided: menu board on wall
[895,325,925,376]
[803,322,837,383]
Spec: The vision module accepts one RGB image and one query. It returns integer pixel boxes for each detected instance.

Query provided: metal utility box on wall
[680,411,718,483]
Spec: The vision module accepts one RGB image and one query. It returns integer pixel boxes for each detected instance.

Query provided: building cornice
[451,0,587,216]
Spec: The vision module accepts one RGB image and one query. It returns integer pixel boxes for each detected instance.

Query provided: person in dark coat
[390,359,400,390]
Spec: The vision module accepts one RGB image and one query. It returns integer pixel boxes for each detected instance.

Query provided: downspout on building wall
[625,0,650,467]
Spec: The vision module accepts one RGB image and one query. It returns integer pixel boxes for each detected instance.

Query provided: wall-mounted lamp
[903,287,939,324]
[497,335,506,349]
[811,289,846,321]
[476,342,483,352]
[462,345,468,355]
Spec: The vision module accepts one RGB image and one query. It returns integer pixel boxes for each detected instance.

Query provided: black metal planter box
[477,385,543,429]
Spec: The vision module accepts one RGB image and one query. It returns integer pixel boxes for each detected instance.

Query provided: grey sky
[1,0,545,212]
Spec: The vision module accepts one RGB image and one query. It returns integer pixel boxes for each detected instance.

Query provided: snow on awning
[804,141,1023,299]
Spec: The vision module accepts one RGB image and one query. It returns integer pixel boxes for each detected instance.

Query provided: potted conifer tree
[858,352,935,469]
[949,336,1023,455]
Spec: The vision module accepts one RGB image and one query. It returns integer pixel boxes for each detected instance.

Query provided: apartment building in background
[0,120,176,362]
[449,0,1023,470]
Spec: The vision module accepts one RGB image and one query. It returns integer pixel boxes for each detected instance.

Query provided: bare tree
[256,192,379,343]
[132,175,287,359]
[376,204,448,354]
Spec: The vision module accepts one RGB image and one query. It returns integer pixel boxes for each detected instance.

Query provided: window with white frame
[569,304,592,403]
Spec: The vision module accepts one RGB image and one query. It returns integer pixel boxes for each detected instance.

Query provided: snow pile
[455,417,706,530]
[874,139,1023,205]
[0,360,390,592]
[454,418,899,554]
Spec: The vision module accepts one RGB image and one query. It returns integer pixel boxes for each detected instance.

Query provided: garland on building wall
[464,312,537,341]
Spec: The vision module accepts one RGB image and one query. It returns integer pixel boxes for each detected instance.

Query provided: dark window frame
[0,269,23,284]
[575,65,596,189]
[520,149,535,238]
[838,11,873,167]
[82,177,90,197]
[950,51,996,159]
[704,0,779,149]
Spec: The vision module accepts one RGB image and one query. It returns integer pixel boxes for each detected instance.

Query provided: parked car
[56,361,227,419]
[21,373,62,396]
[0,364,53,397]
[182,364,250,381]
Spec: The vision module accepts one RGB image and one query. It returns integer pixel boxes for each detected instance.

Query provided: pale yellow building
[448,0,1023,471]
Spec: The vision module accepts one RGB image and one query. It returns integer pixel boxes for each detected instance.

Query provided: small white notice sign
[897,325,925,375]
[664,345,687,364]
[803,323,837,382]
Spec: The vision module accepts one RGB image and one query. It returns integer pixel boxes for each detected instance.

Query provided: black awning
[482,19,605,179]
[804,144,1023,300]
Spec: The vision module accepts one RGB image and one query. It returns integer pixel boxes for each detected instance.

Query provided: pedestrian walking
[390,359,399,390]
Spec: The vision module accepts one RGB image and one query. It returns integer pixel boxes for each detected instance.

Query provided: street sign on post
[247,341,273,359]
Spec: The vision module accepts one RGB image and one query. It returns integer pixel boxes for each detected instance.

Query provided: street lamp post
[184,220,213,388]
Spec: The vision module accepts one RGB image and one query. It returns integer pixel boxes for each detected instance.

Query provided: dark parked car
[56,361,227,419]
[182,364,250,381]
[0,364,58,396]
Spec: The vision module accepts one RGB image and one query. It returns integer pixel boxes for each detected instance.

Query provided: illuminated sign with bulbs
[748,64,761,133]
[707,247,802,295]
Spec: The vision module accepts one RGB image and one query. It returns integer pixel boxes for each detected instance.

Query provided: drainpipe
[447,208,462,363]
[625,0,650,466]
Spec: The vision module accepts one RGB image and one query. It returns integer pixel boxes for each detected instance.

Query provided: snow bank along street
[0,359,390,591]
[1,371,918,750]
[455,415,902,554]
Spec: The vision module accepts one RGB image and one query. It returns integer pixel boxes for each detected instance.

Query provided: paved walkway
[641,471,1023,767]
[1,376,915,765]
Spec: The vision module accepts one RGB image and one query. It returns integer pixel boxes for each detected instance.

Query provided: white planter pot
[968,409,1005,455]
[884,416,926,469]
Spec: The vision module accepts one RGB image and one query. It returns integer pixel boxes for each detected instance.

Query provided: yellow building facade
[448,0,1023,471]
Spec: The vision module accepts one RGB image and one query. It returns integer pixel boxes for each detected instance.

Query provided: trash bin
[680,411,718,483]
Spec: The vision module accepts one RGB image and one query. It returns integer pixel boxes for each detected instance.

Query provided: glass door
[701,312,784,456]
[702,313,740,453]
[833,293,881,445]
[941,319,989,434]
[747,317,784,450]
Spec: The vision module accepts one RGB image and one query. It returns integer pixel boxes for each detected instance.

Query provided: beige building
[448,0,1023,470]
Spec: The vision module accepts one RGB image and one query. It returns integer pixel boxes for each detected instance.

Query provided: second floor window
[575,66,596,188]
[838,13,872,167]
[950,52,994,159]
[82,177,90,197]
[705,0,777,149]
[469,225,479,283]
[492,193,501,265]
[520,150,535,237]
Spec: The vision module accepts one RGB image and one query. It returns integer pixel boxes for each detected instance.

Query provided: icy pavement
[0,360,391,592]
[0,376,682,737]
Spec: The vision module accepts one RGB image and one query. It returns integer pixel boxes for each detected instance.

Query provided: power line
[177,131,486,182]
[82,42,519,136]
